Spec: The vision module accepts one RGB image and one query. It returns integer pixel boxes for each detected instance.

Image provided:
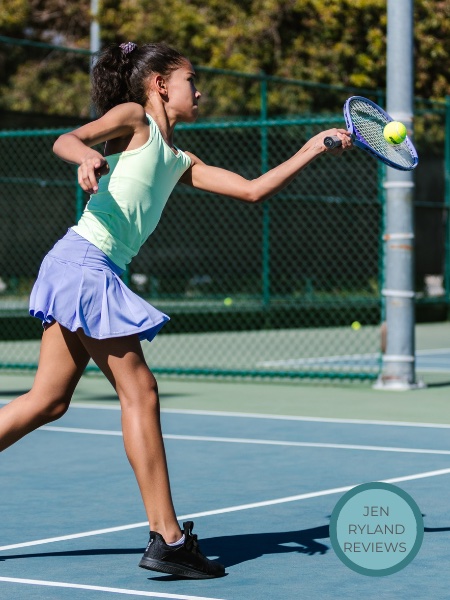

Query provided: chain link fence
[0,116,383,379]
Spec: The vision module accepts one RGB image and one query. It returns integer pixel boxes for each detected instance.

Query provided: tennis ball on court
[383,121,407,145]
[224,297,233,306]
[351,321,361,331]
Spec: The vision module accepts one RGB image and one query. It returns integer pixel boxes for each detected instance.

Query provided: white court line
[1,466,450,552]
[416,367,450,373]
[256,348,450,369]
[42,425,122,436]
[40,425,450,456]
[0,577,224,600]
[416,348,450,356]
[2,400,450,430]
[82,405,450,430]
[257,352,379,368]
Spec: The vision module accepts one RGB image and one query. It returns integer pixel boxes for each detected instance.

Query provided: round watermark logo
[330,482,424,576]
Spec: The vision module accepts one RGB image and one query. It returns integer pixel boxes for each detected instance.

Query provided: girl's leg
[0,323,90,452]
[76,330,181,544]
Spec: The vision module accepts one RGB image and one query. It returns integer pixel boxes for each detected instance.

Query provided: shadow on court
[72,393,193,401]
[2,522,450,573]
[425,381,450,389]
[0,390,192,400]
[202,525,331,566]
[204,523,447,567]
[0,525,331,567]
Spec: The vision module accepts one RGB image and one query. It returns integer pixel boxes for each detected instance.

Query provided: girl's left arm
[180,128,352,203]
[53,103,148,194]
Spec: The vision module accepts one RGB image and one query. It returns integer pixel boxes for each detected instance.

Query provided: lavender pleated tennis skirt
[29,229,169,341]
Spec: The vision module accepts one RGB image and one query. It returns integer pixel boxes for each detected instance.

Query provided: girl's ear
[154,74,168,97]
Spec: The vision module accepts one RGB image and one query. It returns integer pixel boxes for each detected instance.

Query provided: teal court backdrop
[0,37,449,380]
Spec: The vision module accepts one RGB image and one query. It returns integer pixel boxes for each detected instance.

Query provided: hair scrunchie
[120,42,138,55]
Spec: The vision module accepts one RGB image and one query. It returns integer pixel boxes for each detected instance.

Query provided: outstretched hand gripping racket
[324,96,418,171]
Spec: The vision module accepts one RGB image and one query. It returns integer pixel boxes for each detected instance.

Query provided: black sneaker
[139,521,225,579]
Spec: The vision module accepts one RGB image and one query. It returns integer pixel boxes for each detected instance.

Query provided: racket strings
[349,99,415,169]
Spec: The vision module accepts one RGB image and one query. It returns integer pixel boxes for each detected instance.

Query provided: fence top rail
[175,116,345,130]
[0,116,347,138]
[0,128,80,138]
[1,104,445,136]
[0,35,92,55]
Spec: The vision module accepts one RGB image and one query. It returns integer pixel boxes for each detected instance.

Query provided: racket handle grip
[324,135,342,149]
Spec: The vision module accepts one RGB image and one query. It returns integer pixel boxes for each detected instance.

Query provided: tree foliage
[0,0,449,117]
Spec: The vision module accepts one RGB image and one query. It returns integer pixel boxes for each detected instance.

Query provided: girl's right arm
[181,128,353,203]
[53,103,147,195]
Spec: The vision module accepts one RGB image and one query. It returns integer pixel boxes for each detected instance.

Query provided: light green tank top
[72,114,191,269]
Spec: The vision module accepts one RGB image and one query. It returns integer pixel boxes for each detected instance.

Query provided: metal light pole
[90,0,100,118]
[90,0,100,58]
[375,0,423,390]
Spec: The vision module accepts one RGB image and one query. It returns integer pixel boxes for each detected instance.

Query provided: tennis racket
[324,96,418,171]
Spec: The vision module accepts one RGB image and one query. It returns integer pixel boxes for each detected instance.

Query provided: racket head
[343,96,418,171]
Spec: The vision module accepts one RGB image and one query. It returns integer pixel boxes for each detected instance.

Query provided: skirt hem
[29,309,169,342]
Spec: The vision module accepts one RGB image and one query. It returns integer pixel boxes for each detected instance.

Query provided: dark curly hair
[91,42,187,116]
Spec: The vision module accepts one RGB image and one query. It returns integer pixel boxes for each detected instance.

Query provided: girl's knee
[36,395,71,423]
[118,374,159,411]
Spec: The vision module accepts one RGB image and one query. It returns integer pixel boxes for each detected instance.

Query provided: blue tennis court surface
[1,397,450,599]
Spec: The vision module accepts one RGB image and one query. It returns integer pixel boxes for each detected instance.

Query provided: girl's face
[165,60,201,123]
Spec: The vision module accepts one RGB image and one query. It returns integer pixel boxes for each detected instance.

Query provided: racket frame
[324,96,419,171]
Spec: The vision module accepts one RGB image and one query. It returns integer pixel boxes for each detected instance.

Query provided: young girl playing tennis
[0,42,352,579]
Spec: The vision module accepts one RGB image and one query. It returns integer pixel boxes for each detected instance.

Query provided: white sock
[167,534,185,546]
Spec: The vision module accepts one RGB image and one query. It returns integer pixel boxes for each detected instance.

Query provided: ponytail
[91,42,186,116]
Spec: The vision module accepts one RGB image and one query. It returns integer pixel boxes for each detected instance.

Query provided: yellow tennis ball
[383,121,407,145]
[224,297,233,306]
[351,321,361,331]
